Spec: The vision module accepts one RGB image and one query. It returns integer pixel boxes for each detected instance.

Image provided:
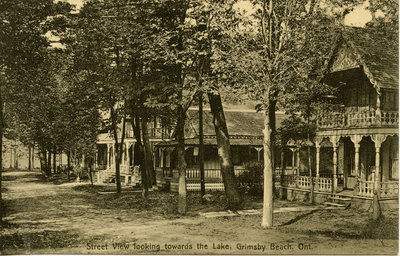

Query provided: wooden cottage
[277,27,399,207]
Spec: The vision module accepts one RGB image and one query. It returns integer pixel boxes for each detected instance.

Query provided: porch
[155,166,248,192]
[317,110,399,129]
[275,174,399,199]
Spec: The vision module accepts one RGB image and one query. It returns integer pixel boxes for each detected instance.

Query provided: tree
[65,0,137,194]
[214,0,363,227]
[184,0,244,209]
[0,0,72,222]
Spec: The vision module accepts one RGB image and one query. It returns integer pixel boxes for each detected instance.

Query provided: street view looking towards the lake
[0,0,398,255]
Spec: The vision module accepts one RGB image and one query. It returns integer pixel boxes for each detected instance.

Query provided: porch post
[371,135,387,195]
[330,136,340,193]
[314,137,323,179]
[350,135,362,180]
[375,93,382,125]
[95,152,98,169]
[314,137,323,192]
[107,144,111,168]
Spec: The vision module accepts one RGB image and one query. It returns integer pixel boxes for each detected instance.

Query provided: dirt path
[1,169,398,255]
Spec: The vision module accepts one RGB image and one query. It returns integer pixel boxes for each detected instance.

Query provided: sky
[62,0,375,27]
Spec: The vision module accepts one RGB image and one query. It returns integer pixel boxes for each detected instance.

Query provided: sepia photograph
[0,0,398,254]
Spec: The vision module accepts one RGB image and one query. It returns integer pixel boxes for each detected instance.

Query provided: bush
[237,161,263,196]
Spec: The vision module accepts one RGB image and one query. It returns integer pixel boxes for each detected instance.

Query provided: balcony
[149,127,172,139]
[317,110,399,129]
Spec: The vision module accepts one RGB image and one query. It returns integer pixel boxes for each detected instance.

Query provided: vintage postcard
[0,0,398,255]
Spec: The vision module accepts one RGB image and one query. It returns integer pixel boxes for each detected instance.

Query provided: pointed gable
[327,27,398,92]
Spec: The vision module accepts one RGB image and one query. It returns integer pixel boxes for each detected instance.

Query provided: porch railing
[149,127,172,139]
[184,168,247,180]
[280,175,332,191]
[316,177,332,192]
[318,110,399,129]
[380,181,399,198]
[356,180,375,197]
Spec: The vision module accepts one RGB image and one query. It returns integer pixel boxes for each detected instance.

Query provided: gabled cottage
[153,108,287,191]
[278,27,399,206]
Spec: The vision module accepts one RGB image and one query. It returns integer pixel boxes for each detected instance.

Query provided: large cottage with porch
[153,107,287,191]
[276,27,398,208]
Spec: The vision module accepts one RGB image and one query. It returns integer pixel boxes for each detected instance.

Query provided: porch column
[125,142,131,169]
[350,135,362,179]
[375,93,382,125]
[254,147,262,162]
[314,137,323,178]
[371,135,387,194]
[107,144,111,168]
[289,148,296,175]
[330,136,340,193]
[95,152,98,169]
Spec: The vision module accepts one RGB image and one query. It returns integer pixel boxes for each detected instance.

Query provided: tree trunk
[208,92,243,209]
[141,119,155,188]
[176,105,187,214]
[32,147,35,170]
[28,146,32,171]
[111,108,126,195]
[262,105,274,228]
[269,98,277,196]
[199,92,205,198]
[47,150,52,174]
[0,93,3,223]
[53,147,57,174]
[133,114,148,199]
[39,148,50,176]
[88,157,93,185]
[67,151,71,181]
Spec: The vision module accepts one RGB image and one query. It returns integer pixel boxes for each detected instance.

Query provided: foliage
[279,116,317,145]
[237,161,264,196]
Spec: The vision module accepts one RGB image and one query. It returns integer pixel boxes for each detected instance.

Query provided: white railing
[317,112,345,129]
[381,111,399,126]
[184,168,247,180]
[297,176,312,189]
[318,110,398,129]
[316,177,332,192]
[347,110,376,127]
[187,182,225,191]
[356,180,375,197]
[380,181,399,198]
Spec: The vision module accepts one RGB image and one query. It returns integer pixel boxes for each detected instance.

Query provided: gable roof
[328,27,398,91]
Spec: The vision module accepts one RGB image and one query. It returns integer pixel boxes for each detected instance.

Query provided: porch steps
[324,196,352,209]
[324,202,346,208]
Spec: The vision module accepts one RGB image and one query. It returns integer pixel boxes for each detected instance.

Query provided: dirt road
[1,169,398,254]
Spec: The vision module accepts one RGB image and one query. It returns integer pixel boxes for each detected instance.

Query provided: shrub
[237,161,263,196]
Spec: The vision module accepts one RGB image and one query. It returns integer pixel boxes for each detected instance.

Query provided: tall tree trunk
[53,147,57,174]
[32,147,35,170]
[176,105,187,214]
[67,151,71,181]
[208,92,243,209]
[39,148,50,176]
[28,146,32,171]
[133,114,148,199]
[141,119,155,188]
[88,156,93,185]
[262,102,274,228]
[199,92,205,197]
[111,108,126,195]
[0,92,3,223]
[269,98,277,196]
[47,150,51,174]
